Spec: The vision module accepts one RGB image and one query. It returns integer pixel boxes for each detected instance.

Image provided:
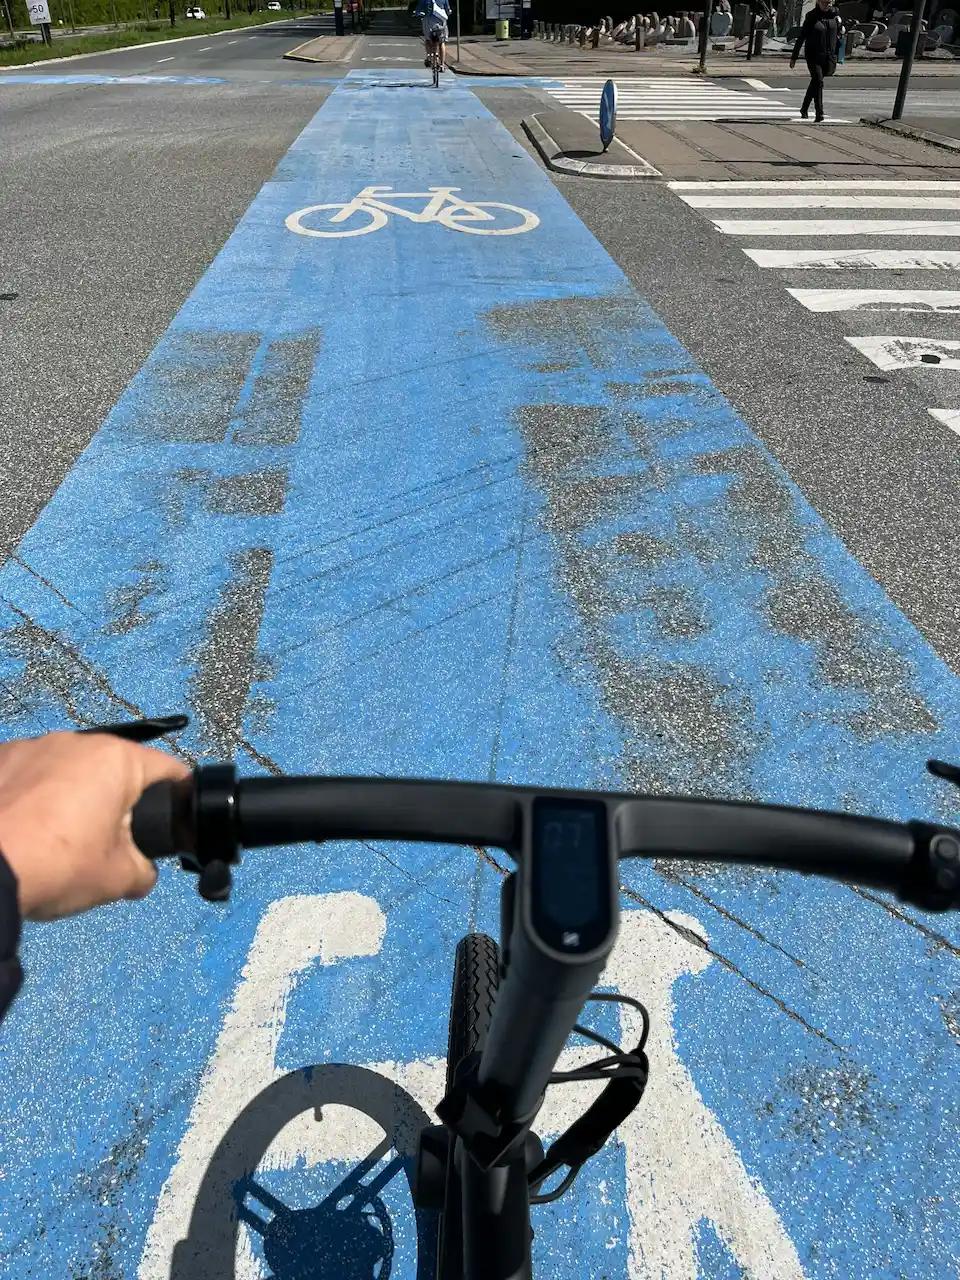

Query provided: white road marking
[670,180,960,190]
[741,77,775,89]
[929,408,960,433]
[155,55,175,62]
[684,193,960,210]
[845,336,960,371]
[228,38,239,42]
[542,76,796,120]
[197,44,213,50]
[139,893,388,1280]
[745,248,960,269]
[714,219,960,236]
[139,896,806,1280]
[786,288,960,312]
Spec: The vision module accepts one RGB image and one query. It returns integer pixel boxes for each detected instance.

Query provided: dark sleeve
[791,10,811,59]
[0,851,23,1025]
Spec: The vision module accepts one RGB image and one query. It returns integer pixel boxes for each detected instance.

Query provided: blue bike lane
[0,70,958,1279]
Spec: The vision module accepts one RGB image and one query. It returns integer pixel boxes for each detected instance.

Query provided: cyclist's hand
[0,731,189,921]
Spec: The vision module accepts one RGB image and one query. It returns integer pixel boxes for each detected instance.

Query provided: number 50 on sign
[27,0,51,22]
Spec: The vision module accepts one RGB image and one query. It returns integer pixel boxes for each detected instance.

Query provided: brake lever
[85,715,230,900]
[928,759,960,791]
[79,715,189,743]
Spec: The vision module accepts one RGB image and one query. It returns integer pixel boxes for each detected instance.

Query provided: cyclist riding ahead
[415,0,450,72]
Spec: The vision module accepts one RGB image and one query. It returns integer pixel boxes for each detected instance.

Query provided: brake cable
[529,992,651,1204]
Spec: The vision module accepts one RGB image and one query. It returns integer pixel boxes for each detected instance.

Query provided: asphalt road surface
[1,20,959,1280]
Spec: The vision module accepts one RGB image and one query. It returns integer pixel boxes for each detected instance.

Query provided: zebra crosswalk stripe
[929,409,960,434]
[670,180,960,191]
[744,249,960,269]
[845,336,960,372]
[540,76,798,121]
[670,179,960,435]
[786,289,960,313]
[683,194,960,210]
[711,219,960,236]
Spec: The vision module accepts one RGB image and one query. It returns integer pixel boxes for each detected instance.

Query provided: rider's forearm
[0,851,23,1027]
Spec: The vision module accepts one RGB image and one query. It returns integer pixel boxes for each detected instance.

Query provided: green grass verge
[0,8,319,65]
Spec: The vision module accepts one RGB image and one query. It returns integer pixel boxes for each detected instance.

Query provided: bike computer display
[528,798,614,955]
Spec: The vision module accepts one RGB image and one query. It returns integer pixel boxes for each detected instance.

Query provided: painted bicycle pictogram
[285,185,540,238]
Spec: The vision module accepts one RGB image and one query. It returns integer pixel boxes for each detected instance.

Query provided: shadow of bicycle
[169,1064,437,1280]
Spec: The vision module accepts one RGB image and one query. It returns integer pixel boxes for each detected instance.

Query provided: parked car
[185,5,206,16]
[266,2,282,9]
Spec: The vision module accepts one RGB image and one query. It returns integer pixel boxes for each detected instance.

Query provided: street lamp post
[892,0,926,120]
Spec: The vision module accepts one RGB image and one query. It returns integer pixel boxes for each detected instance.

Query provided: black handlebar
[130,764,960,912]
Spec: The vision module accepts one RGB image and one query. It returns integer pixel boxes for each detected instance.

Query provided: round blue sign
[599,78,617,151]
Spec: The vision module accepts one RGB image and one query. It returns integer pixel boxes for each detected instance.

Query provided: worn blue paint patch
[0,66,958,1280]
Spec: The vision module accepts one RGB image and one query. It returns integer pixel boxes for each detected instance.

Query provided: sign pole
[2,0,15,38]
[455,0,460,57]
[26,0,54,37]
[697,0,714,72]
[892,0,926,120]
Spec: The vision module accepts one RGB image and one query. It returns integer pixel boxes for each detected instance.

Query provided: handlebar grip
[132,779,193,859]
[903,824,960,911]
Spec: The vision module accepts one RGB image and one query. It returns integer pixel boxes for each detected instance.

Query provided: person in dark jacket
[790,0,840,123]
[0,731,188,1025]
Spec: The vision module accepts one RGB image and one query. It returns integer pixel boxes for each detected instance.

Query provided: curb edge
[862,114,960,155]
[521,112,659,179]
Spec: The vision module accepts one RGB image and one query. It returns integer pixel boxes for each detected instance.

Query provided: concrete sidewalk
[450,32,960,78]
[868,115,960,155]
[524,107,960,179]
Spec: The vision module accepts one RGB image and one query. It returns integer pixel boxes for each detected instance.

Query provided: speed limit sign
[27,0,51,22]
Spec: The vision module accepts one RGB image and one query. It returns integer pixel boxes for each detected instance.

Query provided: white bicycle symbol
[285,185,540,238]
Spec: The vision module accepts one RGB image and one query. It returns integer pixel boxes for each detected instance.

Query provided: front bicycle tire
[439,936,502,1280]
[446,933,500,1092]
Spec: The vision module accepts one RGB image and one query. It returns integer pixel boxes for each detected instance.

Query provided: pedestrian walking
[789,0,840,123]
